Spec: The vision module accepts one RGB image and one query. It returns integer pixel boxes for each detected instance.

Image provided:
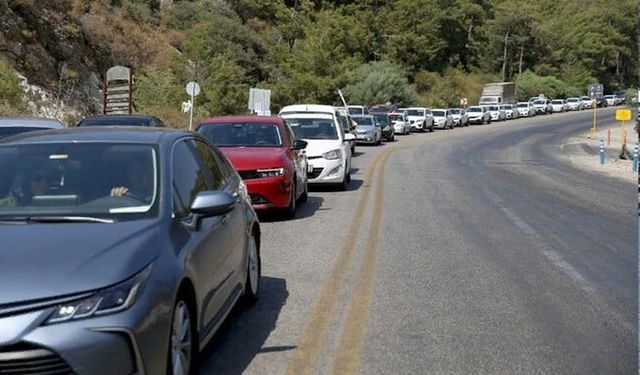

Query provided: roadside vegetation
[0,0,636,126]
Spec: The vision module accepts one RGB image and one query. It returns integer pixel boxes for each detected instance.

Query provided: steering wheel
[123,191,146,203]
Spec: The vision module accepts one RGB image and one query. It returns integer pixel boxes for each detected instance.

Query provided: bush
[0,59,26,113]
[342,61,417,107]
[515,70,581,100]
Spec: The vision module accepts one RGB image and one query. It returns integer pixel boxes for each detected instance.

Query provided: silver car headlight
[323,149,342,160]
[256,168,284,178]
[46,265,152,324]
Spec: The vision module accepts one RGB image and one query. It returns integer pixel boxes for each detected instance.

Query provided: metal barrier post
[600,139,605,166]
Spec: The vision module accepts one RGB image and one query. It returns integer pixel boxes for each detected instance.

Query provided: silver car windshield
[0,143,158,219]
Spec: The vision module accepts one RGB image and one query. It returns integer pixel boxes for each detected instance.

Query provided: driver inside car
[0,166,53,208]
[110,159,153,202]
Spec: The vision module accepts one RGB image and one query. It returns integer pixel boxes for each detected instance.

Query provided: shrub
[0,59,26,113]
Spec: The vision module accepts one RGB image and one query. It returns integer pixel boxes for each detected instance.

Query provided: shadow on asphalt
[257,195,326,222]
[198,276,290,375]
[309,178,364,192]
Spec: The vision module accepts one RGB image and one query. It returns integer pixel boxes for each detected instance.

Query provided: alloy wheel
[170,301,192,375]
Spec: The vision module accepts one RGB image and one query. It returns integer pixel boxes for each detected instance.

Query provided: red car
[197,116,309,218]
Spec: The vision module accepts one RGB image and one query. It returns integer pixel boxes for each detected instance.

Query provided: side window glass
[172,140,209,219]
[193,140,226,190]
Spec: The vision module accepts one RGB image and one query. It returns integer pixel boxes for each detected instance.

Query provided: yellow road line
[286,132,445,374]
[285,149,391,375]
[331,149,391,375]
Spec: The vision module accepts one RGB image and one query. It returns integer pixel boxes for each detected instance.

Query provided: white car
[467,106,491,125]
[485,105,506,121]
[604,95,617,106]
[432,109,454,129]
[280,104,354,189]
[580,96,594,109]
[532,99,553,115]
[499,104,518,120]
[406,107,434,132]
[347,105,368,116]
[449,108,469,126]
[565,97,582,111]
[516,102,536,117]
[388,112,411,135]
[551,99,567,112]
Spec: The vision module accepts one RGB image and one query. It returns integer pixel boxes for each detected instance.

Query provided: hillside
[0,0,637,127]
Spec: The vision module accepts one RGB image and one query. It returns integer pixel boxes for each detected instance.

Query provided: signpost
[588,84,604,138]
[103,66,133,115]
[248,88,271,116]
[615,108,632,156]
[185,82,200,131]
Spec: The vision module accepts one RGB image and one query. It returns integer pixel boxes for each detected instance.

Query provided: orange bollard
[607,129,611,146]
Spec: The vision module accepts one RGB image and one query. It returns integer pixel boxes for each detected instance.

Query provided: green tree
[342,61,416,106]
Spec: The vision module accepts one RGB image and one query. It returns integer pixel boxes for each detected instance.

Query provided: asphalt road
[199,107,637,374]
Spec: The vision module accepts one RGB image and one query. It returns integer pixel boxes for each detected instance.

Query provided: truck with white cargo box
[479,82,516,106]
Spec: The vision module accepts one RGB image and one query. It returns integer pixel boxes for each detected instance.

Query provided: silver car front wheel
[170,301,193,375]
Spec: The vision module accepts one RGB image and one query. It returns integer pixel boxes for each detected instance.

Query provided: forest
[0,0,637,124]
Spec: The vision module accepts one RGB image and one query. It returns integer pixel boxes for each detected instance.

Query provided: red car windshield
[199,122,282,147]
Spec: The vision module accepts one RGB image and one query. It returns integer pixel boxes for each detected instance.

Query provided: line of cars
[0,88,626,374]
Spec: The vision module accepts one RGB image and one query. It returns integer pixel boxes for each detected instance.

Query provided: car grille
[0,343,74,374]
[308,168,323,179]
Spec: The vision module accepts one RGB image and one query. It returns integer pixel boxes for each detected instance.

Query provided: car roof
[0,117,65,128]
[198,115,283,127]
[280,104,336,114]
[0,127,192,145]
[351,114,374,118]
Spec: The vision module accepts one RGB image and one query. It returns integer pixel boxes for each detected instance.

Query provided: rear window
[198,122,282,147]
[432,111,445,117]
[284,118,338,140]
[467,107,482,113]
[78,117,153,127]
[0,127,50,140]
[352,117,374,126]
[407,109,425,116]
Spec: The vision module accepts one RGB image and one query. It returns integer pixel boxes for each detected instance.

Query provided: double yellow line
[286,134,437,375]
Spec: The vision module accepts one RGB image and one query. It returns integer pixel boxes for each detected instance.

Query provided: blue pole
[599,139,605,165]
[633,143,638,172]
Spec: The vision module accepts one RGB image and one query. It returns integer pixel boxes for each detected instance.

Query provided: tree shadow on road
[198,276,290,375]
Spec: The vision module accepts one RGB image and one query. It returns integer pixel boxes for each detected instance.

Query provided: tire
[242,233,260,306]
[351,144,355,155]
[299,180,308,203]
[430,125,434,132]
[168,298,196,375]
[339,171,350,191]
[284,181,296,219]
[482,117,487,125]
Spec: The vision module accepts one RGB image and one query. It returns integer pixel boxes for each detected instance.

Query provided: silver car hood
[0,219,160,306]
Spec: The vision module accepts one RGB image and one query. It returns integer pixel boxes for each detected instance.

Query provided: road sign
[615,108,632,121]
[186,82,200,97]
[587,84,604,99]
[104,66,132,115]
[248,88,271,116]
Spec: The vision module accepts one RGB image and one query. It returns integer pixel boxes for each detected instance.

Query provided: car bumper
[306,157,345,184]
[381,128,394,138]
[410,122,424,129]
[245,175,291,209]
[356,134,377,144]
[393,124,405,133]
[468,117,484,124]
[0,281,174,375]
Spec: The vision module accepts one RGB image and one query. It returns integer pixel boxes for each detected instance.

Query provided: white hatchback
[280,105,355,189]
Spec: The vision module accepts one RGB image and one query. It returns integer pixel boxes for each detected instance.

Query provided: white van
[280,105,355,190]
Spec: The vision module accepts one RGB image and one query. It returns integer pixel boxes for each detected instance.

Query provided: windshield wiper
[11,216,115,224]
